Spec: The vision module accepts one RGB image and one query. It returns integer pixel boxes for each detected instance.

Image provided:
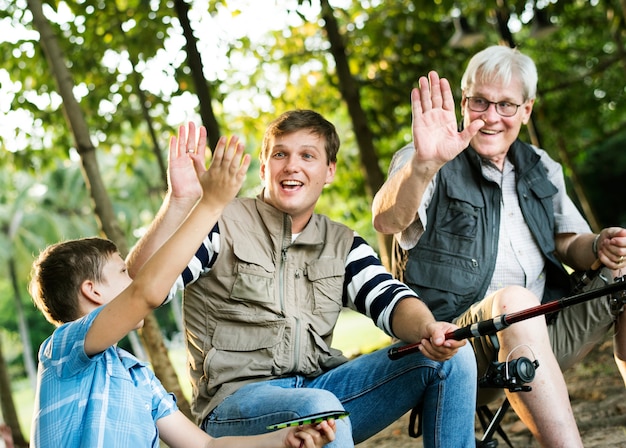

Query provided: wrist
[166,193,199,212]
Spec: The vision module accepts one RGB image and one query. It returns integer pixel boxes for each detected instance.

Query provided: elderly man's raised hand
[411,71,484,168]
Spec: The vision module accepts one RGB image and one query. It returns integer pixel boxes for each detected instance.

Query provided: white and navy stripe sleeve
[344,232,421,338]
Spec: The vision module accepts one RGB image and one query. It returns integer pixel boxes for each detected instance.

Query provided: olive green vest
[184,196,354,422]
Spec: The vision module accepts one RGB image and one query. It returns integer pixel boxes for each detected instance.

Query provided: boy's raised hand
[198,134,250,210]
[168,123,250,211]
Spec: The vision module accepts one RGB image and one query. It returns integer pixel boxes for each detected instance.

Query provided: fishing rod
[388,267,626,361]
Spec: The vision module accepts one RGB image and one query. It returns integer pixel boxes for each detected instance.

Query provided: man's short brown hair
[261,109,340,164]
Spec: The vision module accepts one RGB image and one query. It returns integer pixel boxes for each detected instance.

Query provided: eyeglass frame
[464,96,522,117]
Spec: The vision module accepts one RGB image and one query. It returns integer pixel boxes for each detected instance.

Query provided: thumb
[460,118,485,142]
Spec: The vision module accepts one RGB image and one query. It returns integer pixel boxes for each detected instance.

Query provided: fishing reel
[479,344,539,393]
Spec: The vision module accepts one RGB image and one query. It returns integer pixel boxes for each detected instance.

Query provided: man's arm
[84,129,249,355]
[372,71,484,234]
[127,122,209,278]
[556,227,626,271]
[391,297,466,361]
[371,147,436,235]
[344,234,465,361]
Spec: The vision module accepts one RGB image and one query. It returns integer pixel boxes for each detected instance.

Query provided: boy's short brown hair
[29,237,119,326]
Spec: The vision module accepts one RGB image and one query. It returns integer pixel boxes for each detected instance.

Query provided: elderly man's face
[462,76,534,170]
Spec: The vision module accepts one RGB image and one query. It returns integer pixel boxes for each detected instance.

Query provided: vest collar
[254,193,324,246]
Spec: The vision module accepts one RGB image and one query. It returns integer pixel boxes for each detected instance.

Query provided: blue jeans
[202,341,477,447]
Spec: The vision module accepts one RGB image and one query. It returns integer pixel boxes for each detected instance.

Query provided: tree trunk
[8,259,36,390]
[318,0,393,270]
[0,334,27,448]
[7,211,36,389]
[556,136,601,232]
[174,0,222,148]
[139,314,192,418]
[26,0,192,417]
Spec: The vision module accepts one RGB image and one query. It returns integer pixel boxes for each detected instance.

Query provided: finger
[429,71,443,109]
[411,87,423,128]
[460,118,485,143]
[295,432,311,448]
[235,143,251,177]
[196,126,208,159]
[211,135,227,165]
[186,122,196,153]
[421,339,451,360]
[176,124,186,156]
[439,77,455,112]
[223,135,240,164]
[418,75,431,111]
[168,135,178,166]
[320,420,336,442]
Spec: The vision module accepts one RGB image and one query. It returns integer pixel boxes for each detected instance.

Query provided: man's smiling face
[260,129,336,233]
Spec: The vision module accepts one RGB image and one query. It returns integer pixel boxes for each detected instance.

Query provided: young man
[29,128,335,448]
[372,45,626,447]
[127,115,477,447]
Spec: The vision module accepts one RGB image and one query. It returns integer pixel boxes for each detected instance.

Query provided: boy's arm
[126,122,209,278]
[157,410,336,448]
[84,129,249,355]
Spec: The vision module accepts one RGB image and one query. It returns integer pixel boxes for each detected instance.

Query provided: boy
[29,127,335,448]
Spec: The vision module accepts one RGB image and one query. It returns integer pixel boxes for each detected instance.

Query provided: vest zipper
[280,219,301,372]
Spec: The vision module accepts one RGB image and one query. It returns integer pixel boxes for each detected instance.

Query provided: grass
[11,309,390,439]
[333,309,392,357]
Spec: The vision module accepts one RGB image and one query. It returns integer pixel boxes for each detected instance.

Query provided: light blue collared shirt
[31,307,177,448]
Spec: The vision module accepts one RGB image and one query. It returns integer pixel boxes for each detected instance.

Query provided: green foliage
[577,131,626,227]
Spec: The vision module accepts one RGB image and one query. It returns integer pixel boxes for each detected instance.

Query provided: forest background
[1,0,626,446]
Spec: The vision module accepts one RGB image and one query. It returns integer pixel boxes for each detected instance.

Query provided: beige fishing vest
[183,196,355,423]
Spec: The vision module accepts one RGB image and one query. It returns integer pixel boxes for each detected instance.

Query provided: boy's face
[98,253,132,302]
[260,129,336,233]
[96,254,144,329]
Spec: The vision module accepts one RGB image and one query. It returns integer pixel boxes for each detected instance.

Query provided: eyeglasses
[465,96,521,117]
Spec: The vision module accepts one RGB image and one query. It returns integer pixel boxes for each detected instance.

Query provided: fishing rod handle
[387,315,509,360]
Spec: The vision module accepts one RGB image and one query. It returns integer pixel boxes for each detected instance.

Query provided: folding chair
[476,397,514,448]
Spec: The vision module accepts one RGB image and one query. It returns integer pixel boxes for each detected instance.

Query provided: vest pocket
[439,181,485,238]
[207,321,287,381]
[405,246,481,321]
[231,270,274,304]
[230,240,276,305]
[305,259,344,312]
[406,246,481,296]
